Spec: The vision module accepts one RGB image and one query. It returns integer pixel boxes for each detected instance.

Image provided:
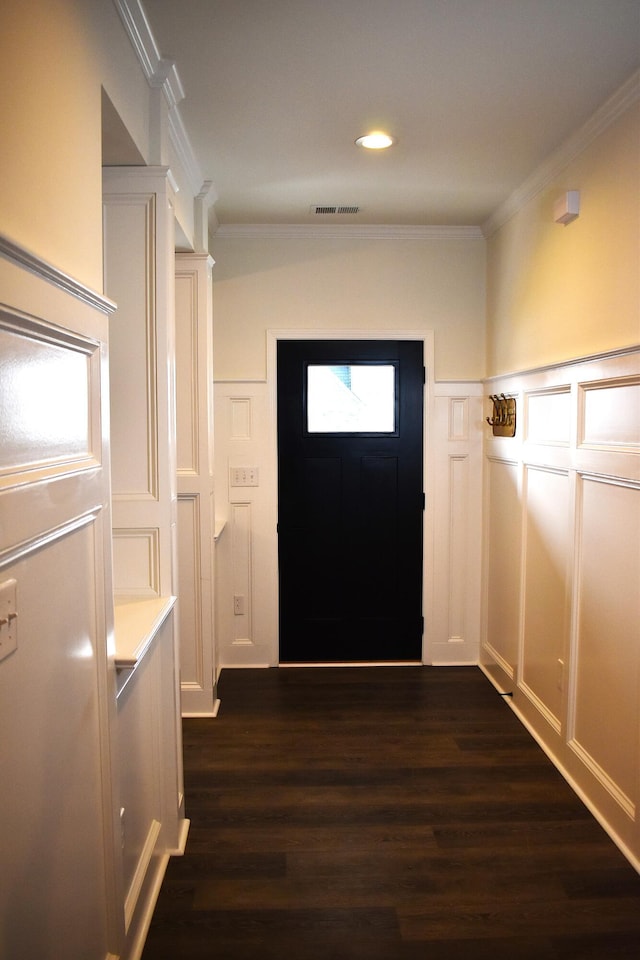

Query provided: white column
[103,166,178,599]
[175,252,218,715]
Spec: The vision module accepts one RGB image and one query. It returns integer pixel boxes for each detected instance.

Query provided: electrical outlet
[0,578,18,663]
[233,595,245,615]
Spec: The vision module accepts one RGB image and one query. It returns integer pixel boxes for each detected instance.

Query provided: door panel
[277,340,424,662]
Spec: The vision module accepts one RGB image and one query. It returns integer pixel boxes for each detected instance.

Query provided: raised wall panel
[447,455,469,643]
[177,494,204,687]
[449,397,468,441]
[231,501,253,644]
[0,310,100,481]
[230,397,252,440]
[112,528,160,597]
[175,273,199,475]
[580,378,640,448]
[117,646,160,929]
[430,388,484,664]
[113,597,186,940]
[104,195,158,500]
[521,466,570,730]
[572,476,640,817]
[485,458,521,676]
[525,387,571,446]
[0,519,112,958]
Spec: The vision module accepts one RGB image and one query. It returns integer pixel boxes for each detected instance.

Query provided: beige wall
[211,236,486,381]
[0,0,151,292]
[486,101,640,377]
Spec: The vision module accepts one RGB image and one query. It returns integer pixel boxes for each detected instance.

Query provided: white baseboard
[479,663,640,875]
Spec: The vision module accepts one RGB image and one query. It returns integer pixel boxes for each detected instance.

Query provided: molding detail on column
[114,0,209,201]
[149,59,184,110]
[194,181,218,252]
[168,109,204,197]
[0,233,115,314]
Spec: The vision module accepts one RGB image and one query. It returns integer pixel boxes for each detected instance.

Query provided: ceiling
[140,0,640,230]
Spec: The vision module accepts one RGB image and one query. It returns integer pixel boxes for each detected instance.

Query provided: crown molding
[213,223,484,240]
[113,0,163,91]
[0,234,116,314]
[113,0,184,107]
[482,68,640,238]
[168,108,205,199]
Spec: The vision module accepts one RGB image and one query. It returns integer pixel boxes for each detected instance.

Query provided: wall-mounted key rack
[487,393,516,437]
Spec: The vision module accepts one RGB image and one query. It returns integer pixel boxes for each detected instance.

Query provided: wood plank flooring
[142,666,640,959]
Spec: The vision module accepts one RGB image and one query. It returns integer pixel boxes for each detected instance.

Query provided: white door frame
[266,328,436,664]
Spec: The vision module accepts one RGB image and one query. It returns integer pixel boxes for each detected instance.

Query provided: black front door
[277,339,424,662]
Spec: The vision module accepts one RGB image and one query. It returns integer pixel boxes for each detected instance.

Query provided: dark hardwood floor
[142,666,640,959]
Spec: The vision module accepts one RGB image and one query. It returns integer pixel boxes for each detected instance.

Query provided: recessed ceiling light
[355,131,395,150]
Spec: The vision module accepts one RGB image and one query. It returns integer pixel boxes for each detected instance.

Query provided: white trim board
[0,233,115,314]
[215,224,483,240]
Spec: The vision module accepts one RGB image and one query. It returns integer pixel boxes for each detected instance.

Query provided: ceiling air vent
[311,205,360,215]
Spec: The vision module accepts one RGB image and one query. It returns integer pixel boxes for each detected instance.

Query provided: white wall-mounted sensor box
[554,190,580,225]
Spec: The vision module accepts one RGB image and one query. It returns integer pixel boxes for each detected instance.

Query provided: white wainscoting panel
[230,501,253,645]
[177,494,204,688]
[449,396,469,441]
[525,387,572,447]
[0,246,122,958]
[571,475,639,818]
[104,194,158,500]
[0,517,113,958]
[447,455,470,644]
[430,386,484,664]
[214,382,278,666]
[112,527,160,598]
[230,397,252,440]
[0,318,97,474]
[484,457,521,678]
[521,465,571,731]
[482,346,640,870]
[580,378,640,449]
[175,271,199,475]
[117,646,161,930]
[113,597,188,954]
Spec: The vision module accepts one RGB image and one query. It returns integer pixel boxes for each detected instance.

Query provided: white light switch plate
[230,466,259,487]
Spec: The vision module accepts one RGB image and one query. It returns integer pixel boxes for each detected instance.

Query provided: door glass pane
[307,364,395,432]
